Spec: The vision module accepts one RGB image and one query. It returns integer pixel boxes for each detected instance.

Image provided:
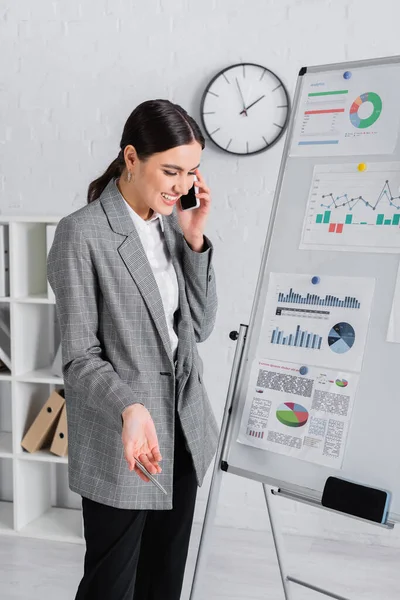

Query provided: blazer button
[208,274,212,282]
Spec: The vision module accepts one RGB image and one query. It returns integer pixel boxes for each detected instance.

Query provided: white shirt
[122,195,180,359]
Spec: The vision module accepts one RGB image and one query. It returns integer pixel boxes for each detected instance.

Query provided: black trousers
[75,417,198,600]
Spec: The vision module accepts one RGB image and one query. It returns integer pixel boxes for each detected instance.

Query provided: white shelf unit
[0,217,83,544]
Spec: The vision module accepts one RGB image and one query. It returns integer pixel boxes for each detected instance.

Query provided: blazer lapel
[163,216,194,376]
[163,216,189,321]
[100,180,173,366]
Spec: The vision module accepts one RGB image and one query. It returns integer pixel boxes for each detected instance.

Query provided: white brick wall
[1,0,400,532]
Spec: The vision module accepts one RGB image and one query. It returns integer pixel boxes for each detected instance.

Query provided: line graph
[320,181,400,213]
[302,163,400,251]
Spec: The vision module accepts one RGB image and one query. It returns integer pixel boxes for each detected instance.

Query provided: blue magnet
[311,276,320,285]
[343,71,352,80]
[299,366,308,376]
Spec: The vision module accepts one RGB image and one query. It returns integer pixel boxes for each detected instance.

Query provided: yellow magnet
[357,163,367,172]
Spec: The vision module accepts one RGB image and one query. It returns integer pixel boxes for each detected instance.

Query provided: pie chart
[328,322,355,354]
[349,92,382,129]
[336,378,348,388]
[276,402,309,428]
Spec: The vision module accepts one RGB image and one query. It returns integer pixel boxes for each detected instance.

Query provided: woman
[47,99,219,600]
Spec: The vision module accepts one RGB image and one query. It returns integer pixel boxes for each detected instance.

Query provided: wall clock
[200,63,290,156]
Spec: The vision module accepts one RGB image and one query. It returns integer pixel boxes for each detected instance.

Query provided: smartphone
[322,476,391,524]
[180,177,200,211]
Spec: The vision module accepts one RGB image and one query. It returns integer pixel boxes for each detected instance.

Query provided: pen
[134,457,168,495]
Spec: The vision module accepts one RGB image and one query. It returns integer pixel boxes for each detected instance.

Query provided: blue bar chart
[271,325,322,350]
[265,273,375,373]
[278,287,361,309]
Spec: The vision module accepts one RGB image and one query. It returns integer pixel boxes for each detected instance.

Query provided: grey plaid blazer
[47,179,218,509]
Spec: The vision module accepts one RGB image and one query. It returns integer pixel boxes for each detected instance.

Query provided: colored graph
[277,287,361,309]
[276,402,309,428]
[315,180,400,233]
[302,163,400,250]
[271,325,322,349]
[328,323,355,354]
[335,378,348,388]
[350,92,382,129]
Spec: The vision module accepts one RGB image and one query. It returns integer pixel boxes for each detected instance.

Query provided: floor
[0,517,399,600]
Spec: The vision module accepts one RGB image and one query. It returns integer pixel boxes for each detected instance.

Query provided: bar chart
[277,287,361,309]
[271,325,322,350]
[265,274,374,372]
[302,163,400,251]
[315,207,400,233]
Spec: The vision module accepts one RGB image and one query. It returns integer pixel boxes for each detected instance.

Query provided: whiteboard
[224,55,400,521]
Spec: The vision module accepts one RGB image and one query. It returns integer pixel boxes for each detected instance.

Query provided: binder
[46,224,57,302]
[0,225,10,298]
[21,390,65,453]
[0,305,11,371]
[50,402,68,457]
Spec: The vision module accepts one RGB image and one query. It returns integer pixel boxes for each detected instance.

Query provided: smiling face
[121,142,202,219]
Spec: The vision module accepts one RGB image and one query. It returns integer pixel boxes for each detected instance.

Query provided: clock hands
[240,94,266,115]
[235,78,248,116]
[236,79,267,117]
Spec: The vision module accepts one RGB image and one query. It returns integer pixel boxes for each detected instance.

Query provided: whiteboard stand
[189,324,248,600]
[189,325,395,600]
[271,487,395,530]
[191,56,400,599]
[262,484,293,600]
[264,485,367,600]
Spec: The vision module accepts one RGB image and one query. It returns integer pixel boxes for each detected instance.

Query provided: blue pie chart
[328,322,355,354]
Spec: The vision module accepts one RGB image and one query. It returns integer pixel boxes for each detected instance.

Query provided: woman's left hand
[177,169,211,252]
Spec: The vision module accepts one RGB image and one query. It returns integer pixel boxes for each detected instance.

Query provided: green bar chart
[315,211,400,231]
[323,211,331,224]
[376,214,384,225]
[302,162,400,251]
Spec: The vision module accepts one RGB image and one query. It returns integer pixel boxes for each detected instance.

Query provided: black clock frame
[200,62,291,156]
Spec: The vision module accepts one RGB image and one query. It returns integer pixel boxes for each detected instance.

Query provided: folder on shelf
[21,390,65,453]
[0,305,11,371]
[50,402,68,457]
[46,224,57,302]
[0,225,10,298]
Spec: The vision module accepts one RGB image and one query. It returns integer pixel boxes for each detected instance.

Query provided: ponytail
[87,153,124,204]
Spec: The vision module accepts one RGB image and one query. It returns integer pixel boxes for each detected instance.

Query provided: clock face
[200,63,290,155]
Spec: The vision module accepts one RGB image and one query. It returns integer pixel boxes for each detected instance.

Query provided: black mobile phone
[321,476,391,523]
[180,183,200,211]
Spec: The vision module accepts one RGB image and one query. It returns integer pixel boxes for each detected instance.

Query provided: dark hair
[87,99,205,203]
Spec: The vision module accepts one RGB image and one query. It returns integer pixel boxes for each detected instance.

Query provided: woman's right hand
[122,404,162,482]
